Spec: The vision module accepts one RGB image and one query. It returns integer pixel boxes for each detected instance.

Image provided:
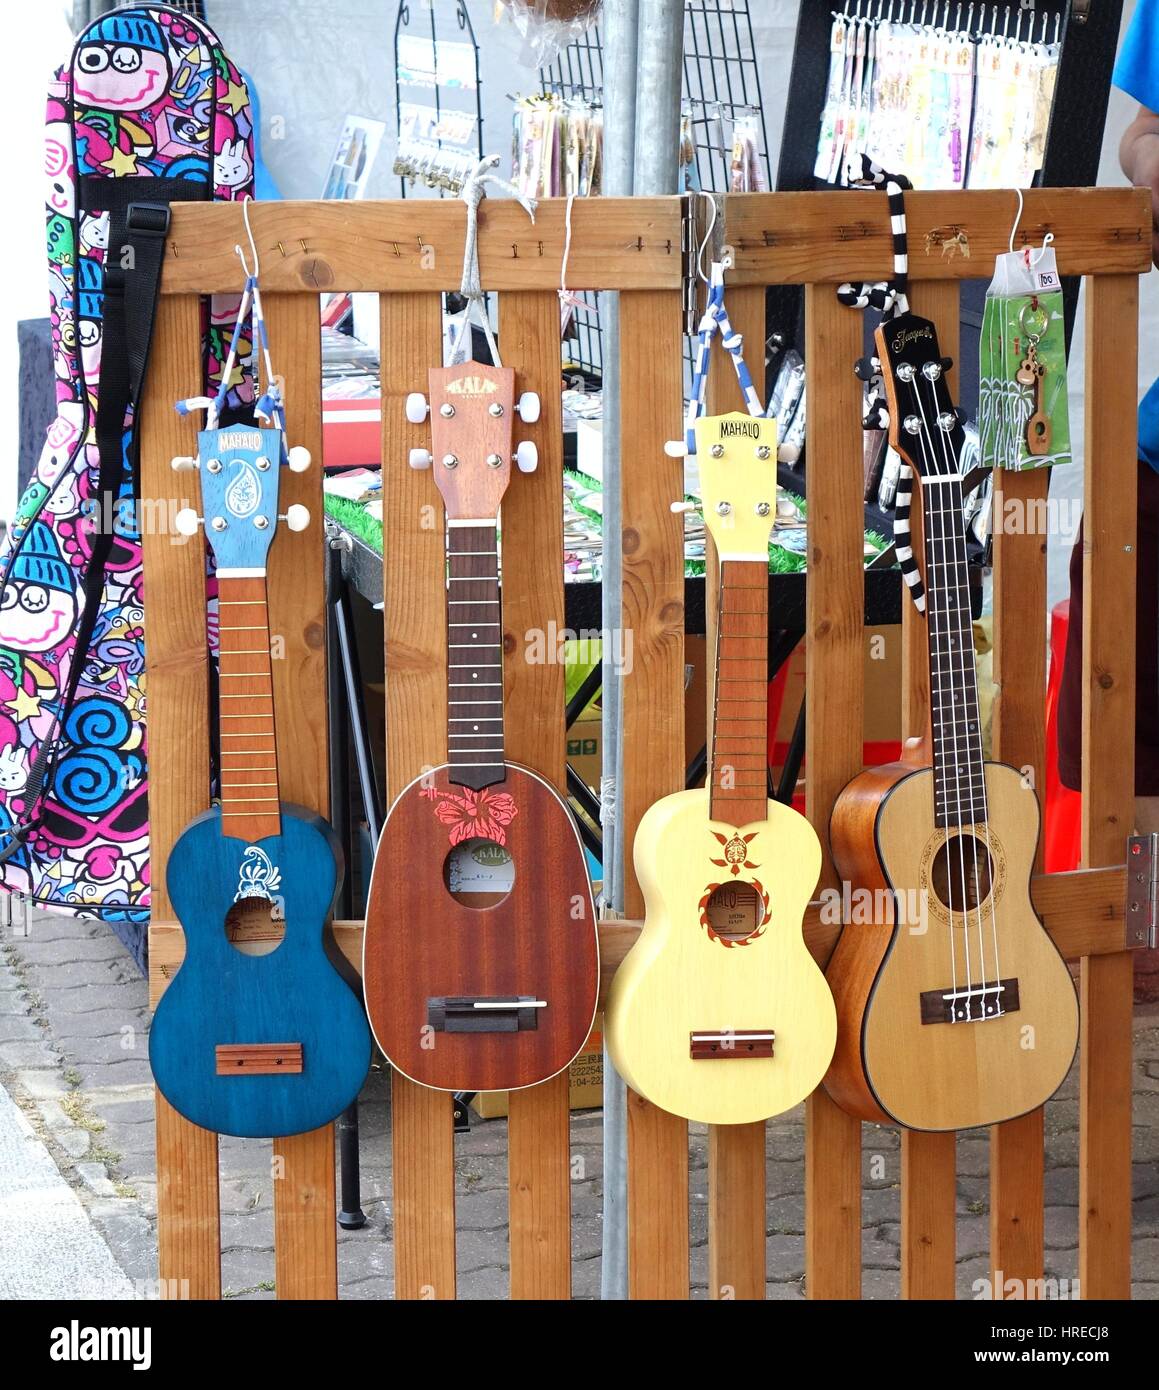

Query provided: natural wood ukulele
[823,311,1078,1132]
[149,428,371,1138]
[606,413,836,1125]
[363,361,599,1093]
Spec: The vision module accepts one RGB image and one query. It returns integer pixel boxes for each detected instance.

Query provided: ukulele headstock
[408,361,541,524]
[874,312,963,485]
[171,427,313,573]
[690,413,778,560]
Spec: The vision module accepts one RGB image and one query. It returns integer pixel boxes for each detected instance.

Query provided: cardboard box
[470,1019,604,1119]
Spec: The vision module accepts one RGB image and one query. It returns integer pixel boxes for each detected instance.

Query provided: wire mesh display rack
[394,0,485,199]
[540,0,771,378]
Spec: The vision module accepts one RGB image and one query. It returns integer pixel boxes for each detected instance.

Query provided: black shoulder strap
[0,198,180,863]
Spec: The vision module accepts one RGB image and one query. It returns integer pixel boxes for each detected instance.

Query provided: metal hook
[696,190,717,284]
[1009,187,1025,253]
[235,195,260,279]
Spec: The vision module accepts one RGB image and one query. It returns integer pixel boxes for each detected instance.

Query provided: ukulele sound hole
[929,835,995,920]
[704,881,765,943]
[444,837,515,909]
[224,895,285,957]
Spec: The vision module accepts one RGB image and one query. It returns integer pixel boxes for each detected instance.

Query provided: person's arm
[1121,105,1159,264]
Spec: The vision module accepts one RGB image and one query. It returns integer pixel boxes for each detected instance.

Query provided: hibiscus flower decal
[419,783,519,847]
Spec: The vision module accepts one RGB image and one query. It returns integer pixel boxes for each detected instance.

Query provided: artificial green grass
[324,493,383,553]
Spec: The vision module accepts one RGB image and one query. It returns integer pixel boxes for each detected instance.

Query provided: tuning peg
[408,448,433,470]
[170,455,199,472]
[670,500,697,515]
[778,442,801,464]
[281,504,311,533]
[287,445,312,473]
[174,508,202,537]
[940,355,954,373]
[516,391,541,423]
[664,439,688,458]
[853,356,880,382]
[405,392,430,424]
[515,441,538,474]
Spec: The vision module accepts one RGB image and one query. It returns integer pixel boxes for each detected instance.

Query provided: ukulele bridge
[215,1043,304,1075]
[919,977,1020,1025]
[428,996,546,1033]
[689,1029,775,1060]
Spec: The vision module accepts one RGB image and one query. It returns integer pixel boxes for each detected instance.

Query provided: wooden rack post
[141,187,1148,1299]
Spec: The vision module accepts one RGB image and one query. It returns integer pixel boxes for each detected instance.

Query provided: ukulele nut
[710,443,725,458]
[442,454,459,469]
[439,403,456,418]
[756,444,771,459]
[903,415,921,434]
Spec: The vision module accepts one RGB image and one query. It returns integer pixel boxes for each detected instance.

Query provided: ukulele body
[606,789,835,1126]
[149,804,371,1138]
[824,760,1078,1131]
[363,762,599,1093]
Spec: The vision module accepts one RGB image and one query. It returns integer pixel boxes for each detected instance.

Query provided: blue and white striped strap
[684,262,765,453]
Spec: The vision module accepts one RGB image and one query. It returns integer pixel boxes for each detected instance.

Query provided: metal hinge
[681,193,699,336]
[1071,0,1092,24]
[1125,834,1159,948]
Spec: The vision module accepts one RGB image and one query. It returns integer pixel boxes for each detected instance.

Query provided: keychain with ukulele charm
[1017,302,1052,457]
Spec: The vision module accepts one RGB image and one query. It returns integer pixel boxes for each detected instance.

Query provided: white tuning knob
[405,392,430,425]
[670,501,696,515]
[515,440,538,474]
[287,445,312,473]
[664,439,688,458]
[408,448,433,470]
[777,441,801,464]
[516,391,541,423]
[170,455,199,472]
[174,508,202,537]
[282,504,311,532]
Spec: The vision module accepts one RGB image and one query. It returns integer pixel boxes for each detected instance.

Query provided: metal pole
[599,0,640,1303]
[632,0,685,197]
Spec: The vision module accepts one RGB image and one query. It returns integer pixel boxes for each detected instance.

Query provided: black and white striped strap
[835,155,925,615]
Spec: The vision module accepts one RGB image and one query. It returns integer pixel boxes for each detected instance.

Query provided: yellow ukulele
[606,413,836,1125]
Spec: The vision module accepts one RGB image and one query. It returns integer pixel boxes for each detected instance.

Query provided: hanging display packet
[814,6,1061,191]
[979,239,1071,472]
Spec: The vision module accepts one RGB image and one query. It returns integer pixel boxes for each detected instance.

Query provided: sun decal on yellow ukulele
[701,830,771,947]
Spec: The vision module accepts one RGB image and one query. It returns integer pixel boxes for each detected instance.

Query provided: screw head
[716,501,731,516]
[206,459,223,474]
[486,452,503,468]
[442,454,459,469]
[439,403,455,418]
[756,501,771,517]
[756,445,771,460]
[211,516,227,532]
[488,402,504,417]
[254,515,270,529]
[255,455,272,471]
[710,443,725,458]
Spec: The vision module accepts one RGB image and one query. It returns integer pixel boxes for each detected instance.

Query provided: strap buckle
[125,202,172,238]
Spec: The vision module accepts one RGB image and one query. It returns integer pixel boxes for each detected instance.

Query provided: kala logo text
[446,376,498,397]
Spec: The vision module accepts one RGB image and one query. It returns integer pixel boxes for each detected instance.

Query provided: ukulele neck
[217,573,281,841]
[446,522,506,791]
[709,559,768,826]
[921,477,987,830]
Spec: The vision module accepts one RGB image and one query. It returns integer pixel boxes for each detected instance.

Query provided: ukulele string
[920,370,992,1013]
[912,374,976,1017]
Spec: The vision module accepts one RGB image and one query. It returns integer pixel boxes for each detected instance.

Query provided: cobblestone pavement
[2,908,1157,1300]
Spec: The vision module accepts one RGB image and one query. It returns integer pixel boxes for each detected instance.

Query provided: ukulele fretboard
[921,478,988,829]
[446,523,506,791]
[217,575,281,841]
[709,560,769,827]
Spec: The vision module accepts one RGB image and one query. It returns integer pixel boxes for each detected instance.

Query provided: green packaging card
[979,248,1071,472]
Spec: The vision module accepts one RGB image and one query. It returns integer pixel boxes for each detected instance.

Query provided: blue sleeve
[1114,0,1159,111]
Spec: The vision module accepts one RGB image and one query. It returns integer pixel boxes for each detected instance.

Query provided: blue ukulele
[149,427,370,1138]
